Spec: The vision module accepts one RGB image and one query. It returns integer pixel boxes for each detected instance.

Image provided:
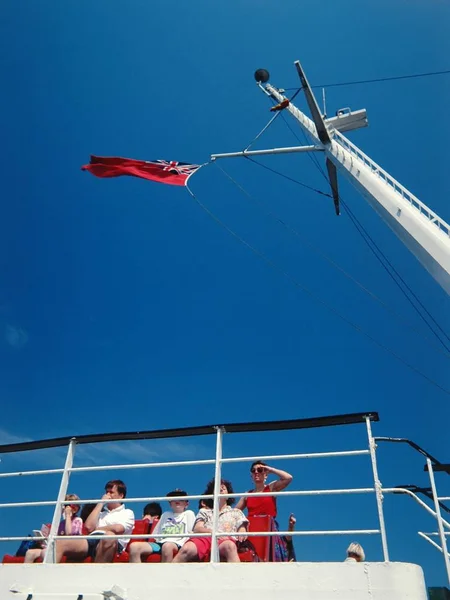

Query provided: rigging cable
[243,156,331,198]
[244,88,302,152]
[185,181,450,396]
[283,68,450,90]
[278,113,450,352]
[214,161,450,360]
[228,106,450,351]
[340,199,450,352]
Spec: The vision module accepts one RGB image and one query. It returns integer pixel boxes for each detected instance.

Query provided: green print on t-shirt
[161,523,186,535]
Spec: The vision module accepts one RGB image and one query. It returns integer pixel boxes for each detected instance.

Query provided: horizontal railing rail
[0,529,381,544]
[418,531,448,555]
[0,449,370,479]
[384,488,450,530]
[0,487,377,510]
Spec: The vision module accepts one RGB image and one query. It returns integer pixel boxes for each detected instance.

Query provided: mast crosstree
[211,60,450,296]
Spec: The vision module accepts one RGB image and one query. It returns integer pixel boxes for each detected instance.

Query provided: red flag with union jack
[81,156,200,186]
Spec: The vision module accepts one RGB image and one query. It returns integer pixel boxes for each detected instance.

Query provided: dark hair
[167,489,188,498]
[143,502,162,518]
[200,478,235,508]
[105,479,127,498]
[80,503,96,522]
[250,461,267,471]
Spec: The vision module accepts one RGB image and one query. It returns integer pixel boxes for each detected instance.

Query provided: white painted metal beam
[265,81,450,295]
[211,145,323,160]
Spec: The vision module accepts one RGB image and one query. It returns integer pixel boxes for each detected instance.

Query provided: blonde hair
[347,542,365,561]
[65,494,81,515]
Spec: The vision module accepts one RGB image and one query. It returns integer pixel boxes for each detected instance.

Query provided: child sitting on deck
[24,494,82,563]
[142,501,162,526]
[129,490,195,563]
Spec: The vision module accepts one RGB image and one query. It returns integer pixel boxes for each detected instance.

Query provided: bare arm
[235,496,247,511]
[84,503,104,533]
[95,524,125,535]
[285,514,296,542]
[63,508,73,535]
[193,521,211,533]
[84,492,112,533]
[193,519,211,534]
[266,466,293,492]
[237,523,248,542]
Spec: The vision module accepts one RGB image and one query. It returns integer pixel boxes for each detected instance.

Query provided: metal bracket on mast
[294,61,340,215]
[210,64,341,215]
[294,61,331,145]
[326,158,340,216]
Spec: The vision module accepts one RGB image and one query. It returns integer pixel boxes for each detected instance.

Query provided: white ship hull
[0,562,428,600]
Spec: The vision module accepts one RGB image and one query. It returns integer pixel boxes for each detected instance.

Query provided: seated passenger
[130,490,195,563]
[24,494,82,563]
[142,502,162,526]
[236,461,293,561]
[173,478,248,563]
[344,542,365,562]
[55,480,134,563]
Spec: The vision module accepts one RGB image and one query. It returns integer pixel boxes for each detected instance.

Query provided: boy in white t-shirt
[129,489,195,563]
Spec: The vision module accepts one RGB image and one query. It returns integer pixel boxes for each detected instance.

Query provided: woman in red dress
[236,461,293,561]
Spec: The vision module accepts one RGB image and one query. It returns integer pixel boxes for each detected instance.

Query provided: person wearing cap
[129,490,195,563]
[344,542,365,562]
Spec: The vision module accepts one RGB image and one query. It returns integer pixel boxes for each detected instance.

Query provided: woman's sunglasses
[251,467,265,474]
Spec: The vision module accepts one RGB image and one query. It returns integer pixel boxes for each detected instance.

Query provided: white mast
[211,61,450,296]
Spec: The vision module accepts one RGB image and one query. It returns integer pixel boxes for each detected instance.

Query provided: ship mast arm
[263,63,450,295]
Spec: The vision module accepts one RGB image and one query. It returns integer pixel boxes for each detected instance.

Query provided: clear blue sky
[1,0,449,587]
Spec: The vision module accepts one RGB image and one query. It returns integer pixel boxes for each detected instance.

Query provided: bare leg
[219,540,240,563]
[129,542,154,563]
[55,539,88,563]
[161,542,178,563]
[24,548,44,564]
[172,541,199,563]
[94,539,118,563]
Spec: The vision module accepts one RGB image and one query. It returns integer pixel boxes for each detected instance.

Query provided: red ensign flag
[82,156,200,186]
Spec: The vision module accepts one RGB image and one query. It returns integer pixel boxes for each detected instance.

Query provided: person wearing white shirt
[55,480,135,563]
[129,489,195,563]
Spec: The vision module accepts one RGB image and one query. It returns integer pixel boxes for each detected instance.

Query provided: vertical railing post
[427,458,450,585]
[366,417,389,561]
[210,426,224,563]
[44,438,76,564]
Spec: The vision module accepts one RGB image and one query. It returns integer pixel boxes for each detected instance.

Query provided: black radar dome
[254,69,270,83]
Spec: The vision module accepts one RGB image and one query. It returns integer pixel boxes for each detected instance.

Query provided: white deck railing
[0,414,448,585]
